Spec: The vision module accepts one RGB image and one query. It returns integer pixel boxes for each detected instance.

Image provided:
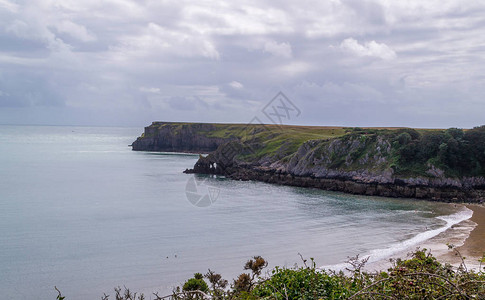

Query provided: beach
[423,204,485,271]
[364,204,485,272]
[447,204,485,270]
[458,205,485,259]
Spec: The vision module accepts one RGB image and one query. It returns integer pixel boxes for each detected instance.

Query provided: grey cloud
[0,74,65,107]
[0,0,484,127]
[167,96,199,111]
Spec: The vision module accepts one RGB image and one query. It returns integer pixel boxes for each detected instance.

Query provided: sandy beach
[363,204,485,273]
[457,205,485,260]
[424,204,485,271]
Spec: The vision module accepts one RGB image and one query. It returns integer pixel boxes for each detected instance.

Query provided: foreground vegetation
[56,247,485,299]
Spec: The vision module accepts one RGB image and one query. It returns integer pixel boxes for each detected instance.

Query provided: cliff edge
[131,122,236,152]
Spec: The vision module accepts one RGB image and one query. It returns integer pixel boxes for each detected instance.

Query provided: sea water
[0,125,468,299]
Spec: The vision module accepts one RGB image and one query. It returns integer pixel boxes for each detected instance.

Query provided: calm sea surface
[0,125,470,299]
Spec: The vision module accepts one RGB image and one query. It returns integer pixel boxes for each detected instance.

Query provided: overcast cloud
[1,0,485,128]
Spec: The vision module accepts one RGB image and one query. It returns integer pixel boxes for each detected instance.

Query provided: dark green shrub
[397,132,412,145]
[252,264,352,299]
[183,274,209,293]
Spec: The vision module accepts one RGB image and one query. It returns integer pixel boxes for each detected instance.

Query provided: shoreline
[416,204,485,271]
[458,204,485,259]
[361,204,484,272]
[449,204,485,269]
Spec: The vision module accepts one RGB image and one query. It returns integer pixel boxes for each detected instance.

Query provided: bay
[0,125,464,299]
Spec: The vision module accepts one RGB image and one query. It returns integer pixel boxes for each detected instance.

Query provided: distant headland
[132,122,485,202]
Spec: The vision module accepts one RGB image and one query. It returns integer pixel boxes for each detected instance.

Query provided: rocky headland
[131,122,235,152]
[133,122,485,202]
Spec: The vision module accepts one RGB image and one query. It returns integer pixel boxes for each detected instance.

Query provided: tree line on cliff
[389,125,485,178]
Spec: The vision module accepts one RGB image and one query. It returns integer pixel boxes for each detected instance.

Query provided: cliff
[133,122,485,202]
[131,122,236,152]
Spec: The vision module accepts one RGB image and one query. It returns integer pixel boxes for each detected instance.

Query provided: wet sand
[364,204,485,272]
[455,205,485,268]
[430,205,485,271]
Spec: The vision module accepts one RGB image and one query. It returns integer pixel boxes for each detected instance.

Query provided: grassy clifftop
[136,122,485,179]
[144,121,349,139]
[134,121,351,153]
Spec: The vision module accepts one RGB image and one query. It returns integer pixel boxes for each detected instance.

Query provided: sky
[1,0,485,128]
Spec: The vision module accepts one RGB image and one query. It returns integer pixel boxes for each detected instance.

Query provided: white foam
[322,206,473,271]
